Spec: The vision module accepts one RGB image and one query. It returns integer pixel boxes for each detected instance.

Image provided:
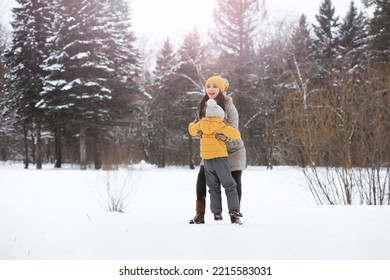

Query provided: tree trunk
[94,123,102,170]
[160,127,166,168]
[54,113,62,168]
[0,140,6,161]
[30,132,35,165]
[23,122,29,169]
[35,114,42,169]
[80,124,87,170]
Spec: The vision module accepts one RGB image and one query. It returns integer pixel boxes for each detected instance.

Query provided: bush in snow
[92,168,142,213]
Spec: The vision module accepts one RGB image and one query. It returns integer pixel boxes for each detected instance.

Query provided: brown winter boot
[229,211,243,225]
[189,200,205,224]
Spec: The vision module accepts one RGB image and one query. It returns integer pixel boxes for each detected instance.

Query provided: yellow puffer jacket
[188,117,241,160]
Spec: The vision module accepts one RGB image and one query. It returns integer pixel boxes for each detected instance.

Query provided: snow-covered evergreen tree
[177,28,206,93]
[154,38,177,90]
[37,0,140,169]
[102,0,141,123]
[312,0,340,79]
[2,0,141,169]
[291,14,313,67]
[176,29,207,168]
[209,0,266,137]
[149,38,180,167]
[4,0,52,169]
[211,0,260,65]
[0,23,14,162]
[367,0,390,62]
[338,1,368,72]
[39,0,116,169]
[43,0,114,119]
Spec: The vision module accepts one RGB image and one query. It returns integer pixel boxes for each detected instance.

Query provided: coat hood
[199,117,224,135]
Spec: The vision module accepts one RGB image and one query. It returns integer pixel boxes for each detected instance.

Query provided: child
[188,99,243,224]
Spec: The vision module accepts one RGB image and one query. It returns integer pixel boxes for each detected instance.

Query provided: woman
[189,75,246,224]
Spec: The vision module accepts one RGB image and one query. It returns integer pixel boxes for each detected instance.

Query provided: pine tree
[103,0,141,124]
[38,0,141,169]
[38,0,113,169]
[338,1,368,72]
[312,0,340,77]
[154,38,178,94]
[211,0,261,65]
[150,38,180,167]
[4,0,52,169]
[0,23,7,102]
[291,14,312,67]
[177,28,206,92]
[93,0,141,168]
[176,29,207,168]
[368,0,390,62]
[0,23,12,162]
[209,0,265,136]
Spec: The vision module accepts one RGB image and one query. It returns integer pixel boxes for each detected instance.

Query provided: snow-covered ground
[1,161,389,261]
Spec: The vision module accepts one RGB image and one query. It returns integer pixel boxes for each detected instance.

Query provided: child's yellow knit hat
[205,76,229,93]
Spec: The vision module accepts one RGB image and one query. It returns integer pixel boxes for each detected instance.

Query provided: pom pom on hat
[206,99,225,119]
[205,76,229,93]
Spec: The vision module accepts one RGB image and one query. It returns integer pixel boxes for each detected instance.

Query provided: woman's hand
[215,133,228,142]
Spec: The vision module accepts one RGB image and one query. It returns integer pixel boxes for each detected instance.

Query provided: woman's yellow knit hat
[205,76,229,93]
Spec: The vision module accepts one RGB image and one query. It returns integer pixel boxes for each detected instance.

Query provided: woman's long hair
[197,92,226,119]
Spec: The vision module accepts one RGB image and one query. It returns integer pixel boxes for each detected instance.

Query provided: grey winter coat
[224,97,247,171]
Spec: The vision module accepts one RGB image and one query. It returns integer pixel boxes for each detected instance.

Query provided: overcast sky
[1,0,368,44]
[131,0,367,41]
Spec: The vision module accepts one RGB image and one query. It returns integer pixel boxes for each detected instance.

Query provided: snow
[1,161,389,262]
[61,78,82,91]
[70,52,90,60]
[84,81,100,87]
[45,79,67,86]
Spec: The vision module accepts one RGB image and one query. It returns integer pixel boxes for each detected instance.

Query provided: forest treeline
[0,0,389,170]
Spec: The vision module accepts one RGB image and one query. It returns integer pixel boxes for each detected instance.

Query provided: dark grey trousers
[204,157,240,213]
